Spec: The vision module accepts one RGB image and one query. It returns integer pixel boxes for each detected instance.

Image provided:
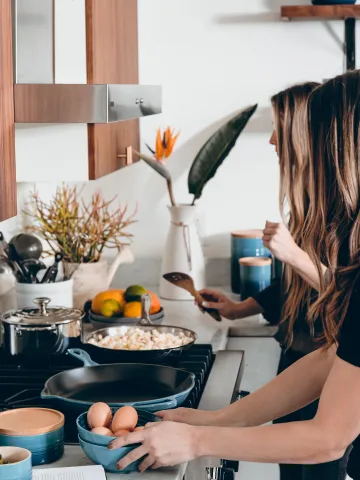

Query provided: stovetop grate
[0,344,214,444]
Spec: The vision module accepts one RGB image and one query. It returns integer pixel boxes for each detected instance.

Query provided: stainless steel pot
[1,297,84,363]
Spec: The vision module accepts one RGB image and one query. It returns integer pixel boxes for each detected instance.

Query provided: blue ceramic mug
[231,230,271,294]
[0,447,32,480]
[239,257,272,300]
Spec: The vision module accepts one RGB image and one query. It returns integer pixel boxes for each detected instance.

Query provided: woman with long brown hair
[109,70,360,479]
[184,82,343,479]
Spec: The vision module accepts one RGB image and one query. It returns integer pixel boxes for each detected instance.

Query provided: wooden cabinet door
[0,0,17,220]
[86,0,140,179]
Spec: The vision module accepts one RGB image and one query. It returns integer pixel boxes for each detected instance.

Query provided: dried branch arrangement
[24,185,137,264]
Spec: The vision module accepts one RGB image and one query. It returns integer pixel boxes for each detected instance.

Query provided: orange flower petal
[164,131,180,158]
[155,129,164,160]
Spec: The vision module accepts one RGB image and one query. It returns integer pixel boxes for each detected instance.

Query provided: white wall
[0,0,354,261]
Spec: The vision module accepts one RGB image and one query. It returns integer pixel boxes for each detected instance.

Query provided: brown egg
[134,426,145,432]
[111,406,138,433]
[91,427,113,436]
[87,403,112,429]
[113,429,130,437]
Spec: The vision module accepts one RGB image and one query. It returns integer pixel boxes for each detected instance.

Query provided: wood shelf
[281,5,360,20]
[281,5,359,70]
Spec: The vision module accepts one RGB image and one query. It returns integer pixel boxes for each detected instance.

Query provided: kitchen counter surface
[158,295,277,341]
[34,446,187,480]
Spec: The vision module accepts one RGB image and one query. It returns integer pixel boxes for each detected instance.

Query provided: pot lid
[0,408,64,436]
[1,297,83,326]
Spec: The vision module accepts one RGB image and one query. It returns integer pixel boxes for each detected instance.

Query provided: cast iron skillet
[83,324,197,364]
[41,349,196,412]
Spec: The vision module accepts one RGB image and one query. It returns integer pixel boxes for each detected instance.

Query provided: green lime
[125,285,147,302]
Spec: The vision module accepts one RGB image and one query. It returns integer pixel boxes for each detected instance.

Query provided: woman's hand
[156,407,217,426]
[109,421,199,471]
[198,289,239,320]
[262,221,300,264]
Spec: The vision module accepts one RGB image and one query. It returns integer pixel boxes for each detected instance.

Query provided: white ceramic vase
[159,204,205,300]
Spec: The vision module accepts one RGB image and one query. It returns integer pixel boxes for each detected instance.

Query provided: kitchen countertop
[35,446,187,480]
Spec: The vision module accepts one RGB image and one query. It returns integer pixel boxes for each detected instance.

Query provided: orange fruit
[147,291,161,315]
[91,290,125,315]
[123,302,142,318]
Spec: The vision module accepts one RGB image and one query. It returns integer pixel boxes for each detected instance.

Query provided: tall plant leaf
[188,104,258,203]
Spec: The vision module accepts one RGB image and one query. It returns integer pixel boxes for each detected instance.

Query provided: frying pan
[41,349,195,413]
[83,324,197,364]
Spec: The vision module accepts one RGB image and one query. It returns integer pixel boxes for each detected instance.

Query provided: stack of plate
[88,308,164,330]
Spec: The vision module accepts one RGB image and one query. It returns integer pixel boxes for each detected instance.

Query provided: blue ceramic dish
[239,257,272,300]
[79,435,143,474]
[42,349,195,412]
[0,426,64,466]
[0,447,32,480]
[77,408,161,447]
[231,230,271,294]
[312,1,355,4]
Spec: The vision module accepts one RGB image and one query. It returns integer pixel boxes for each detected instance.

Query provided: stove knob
[222,468,235,480]
[221,460,239,472]
[206,467,235,480]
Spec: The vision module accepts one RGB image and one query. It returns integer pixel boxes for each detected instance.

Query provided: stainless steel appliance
[12,0,162,124]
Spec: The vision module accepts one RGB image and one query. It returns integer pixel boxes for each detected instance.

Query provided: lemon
[100,299,122,317]
[124,285,147,302]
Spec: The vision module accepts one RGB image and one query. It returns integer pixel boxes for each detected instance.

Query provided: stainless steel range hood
[12,0,162,124]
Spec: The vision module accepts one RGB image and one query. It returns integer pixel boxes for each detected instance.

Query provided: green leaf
[188,104,258,202]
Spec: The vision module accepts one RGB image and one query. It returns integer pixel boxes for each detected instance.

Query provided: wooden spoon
[162,272,222,322]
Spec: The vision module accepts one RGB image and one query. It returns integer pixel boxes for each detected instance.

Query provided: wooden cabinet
[13,0,144,185]
[86,0,140,179]
[0,0,17,221]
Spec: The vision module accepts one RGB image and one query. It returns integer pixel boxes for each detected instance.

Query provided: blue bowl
[0,447,32,480]
[89,307,164,327]
[0,426,64,466]
[77,408,160,447]
[79,435,143,474]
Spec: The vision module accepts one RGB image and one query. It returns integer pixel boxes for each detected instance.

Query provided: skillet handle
[41,387,58,399]
[68,348,99,366]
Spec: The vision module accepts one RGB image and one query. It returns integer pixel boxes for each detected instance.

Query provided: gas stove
[0,344,214,444]
[0,345,245,480]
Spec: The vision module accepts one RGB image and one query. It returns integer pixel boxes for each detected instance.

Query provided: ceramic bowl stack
[0,447,32,480]
[88,308,164,330]
[0,408,64,466]
[76,408,159,474]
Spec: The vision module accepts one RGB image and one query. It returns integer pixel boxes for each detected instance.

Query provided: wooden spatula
[163,272,222,322]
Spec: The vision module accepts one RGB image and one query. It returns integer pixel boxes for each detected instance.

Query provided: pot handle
[68,348,99,367]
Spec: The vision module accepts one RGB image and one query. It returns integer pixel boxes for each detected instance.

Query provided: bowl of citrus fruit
[89,285,164,327]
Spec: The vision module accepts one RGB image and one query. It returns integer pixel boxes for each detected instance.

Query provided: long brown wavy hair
[271,82,320,347]
[304,70,360,347]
